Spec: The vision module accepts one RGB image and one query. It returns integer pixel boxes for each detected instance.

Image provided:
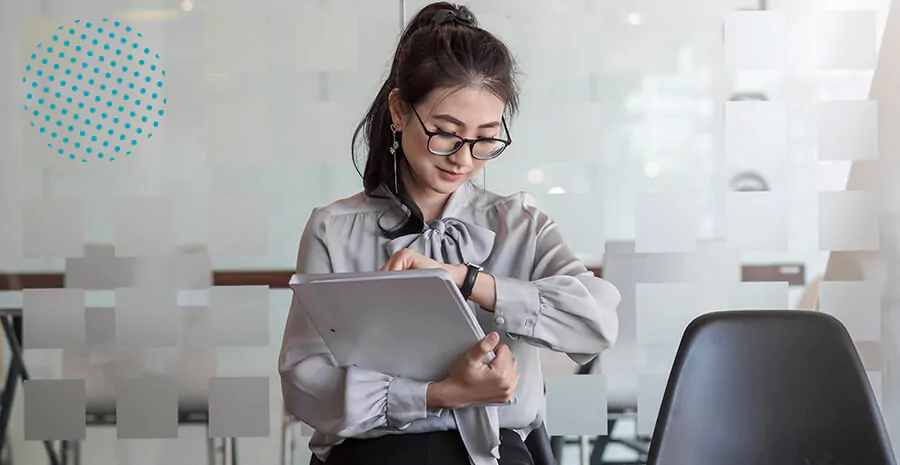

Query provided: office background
[0,0,896,464]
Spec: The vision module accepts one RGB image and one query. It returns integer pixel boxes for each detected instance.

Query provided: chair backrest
[647,310,896,465]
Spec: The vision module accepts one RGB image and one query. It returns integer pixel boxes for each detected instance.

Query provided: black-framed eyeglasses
[408,104,512,160]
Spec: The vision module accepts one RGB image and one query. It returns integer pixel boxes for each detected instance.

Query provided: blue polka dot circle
[22,18,167,162]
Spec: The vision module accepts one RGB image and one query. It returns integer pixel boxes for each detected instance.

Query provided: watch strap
[460,263,482,301]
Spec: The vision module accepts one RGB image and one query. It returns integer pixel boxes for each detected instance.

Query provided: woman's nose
[448,144,474,168]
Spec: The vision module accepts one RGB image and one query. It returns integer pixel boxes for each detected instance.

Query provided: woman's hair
[351,2,519,238]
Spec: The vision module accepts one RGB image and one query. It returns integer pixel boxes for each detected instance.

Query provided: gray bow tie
[385,217,496,265]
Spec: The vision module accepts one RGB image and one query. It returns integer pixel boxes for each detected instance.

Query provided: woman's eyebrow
[432,113,501,129]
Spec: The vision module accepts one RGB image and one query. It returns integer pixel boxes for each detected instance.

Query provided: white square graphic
[115,287,178,348]
[23,289,85,350]
[819,281,880,342]
[818,191,879,251]
[208,196,269,257]
[116,376,178,439]
[728,282,790,310]
[544,375,607,436]
[725,192,788,251]
[725,11,789,71]
[209,377,270,438]
[115,196,175,257]
[635,193,698,253]
[540,193,605,258]
[818,101,878,161]
[209,286,270,346]
[23,197,84,258]
[24,379,86,441]
[636,283,701,345]
[725,101,787,164]
[815,11,877,70]
[205,102,270,168]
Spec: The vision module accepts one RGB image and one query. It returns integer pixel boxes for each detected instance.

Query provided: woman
[279,3,620,464]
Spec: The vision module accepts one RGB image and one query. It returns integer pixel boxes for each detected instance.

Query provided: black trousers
[312,429,534,465]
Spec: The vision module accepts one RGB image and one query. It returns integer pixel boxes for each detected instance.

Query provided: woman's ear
[388,88,404,129]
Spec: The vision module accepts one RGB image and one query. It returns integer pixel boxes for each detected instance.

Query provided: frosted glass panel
[296,8,359,72]
[725,11,788,71]
[115,287,178,348]
[23,197,84,258]
[115,196,176,257]
[635,193,698,254]
[818,101,878,161]
[725,101,787,164]
[203,16,267,73]
[545,375,607,436]
[23,288,85,349]
[206,102,270,168]
[540,192,604,259]
[818,191,880,251]
[820,281,881,342]
[116,376,178,439]
[815,10,878,70]
[725,192,788,251]
[210,286,269,346]
[24,379,86,440]
[208,195,269,257]
[728,282,790,310]
[636,283,701,345]
[209,377,270,438]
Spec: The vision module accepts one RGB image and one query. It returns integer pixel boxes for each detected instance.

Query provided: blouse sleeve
[278,208,440,437]
[492,196,620,364]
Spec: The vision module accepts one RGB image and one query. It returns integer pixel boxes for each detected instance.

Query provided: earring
[390,123,399,194]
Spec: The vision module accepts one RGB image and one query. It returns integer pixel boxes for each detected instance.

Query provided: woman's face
[389,86,506,197]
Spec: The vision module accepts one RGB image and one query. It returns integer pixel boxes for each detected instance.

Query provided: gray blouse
[279,182,620,465]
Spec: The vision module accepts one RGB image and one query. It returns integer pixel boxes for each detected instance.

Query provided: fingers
[381,249,414,272]
[467,332,500,362]
[491,345,518,402]
[490,344,515,371]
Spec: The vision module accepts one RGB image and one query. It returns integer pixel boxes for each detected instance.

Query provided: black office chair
[647,310,896,465]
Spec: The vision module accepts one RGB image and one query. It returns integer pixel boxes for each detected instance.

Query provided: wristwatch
[460,262,483,301]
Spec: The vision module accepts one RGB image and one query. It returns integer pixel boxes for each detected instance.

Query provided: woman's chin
[429,177,464,195]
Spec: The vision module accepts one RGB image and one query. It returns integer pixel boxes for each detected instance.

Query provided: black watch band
[460,262,482,301]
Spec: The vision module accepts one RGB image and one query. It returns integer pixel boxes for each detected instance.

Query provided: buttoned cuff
[493,276,541,337]
[386,376,430,430]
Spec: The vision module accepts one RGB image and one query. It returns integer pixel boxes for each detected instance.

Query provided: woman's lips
[438,168,464,181]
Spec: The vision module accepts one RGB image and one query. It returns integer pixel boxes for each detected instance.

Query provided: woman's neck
[402,172,450,222]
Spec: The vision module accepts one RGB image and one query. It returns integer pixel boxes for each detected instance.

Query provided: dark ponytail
[351,2,519,238]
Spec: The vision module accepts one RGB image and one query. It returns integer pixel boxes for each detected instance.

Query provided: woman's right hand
[427,332,519,410]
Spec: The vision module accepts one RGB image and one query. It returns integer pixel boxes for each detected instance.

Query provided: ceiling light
[627,13,642,26]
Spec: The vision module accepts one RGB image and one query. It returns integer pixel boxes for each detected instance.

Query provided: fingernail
[487,332,498,342]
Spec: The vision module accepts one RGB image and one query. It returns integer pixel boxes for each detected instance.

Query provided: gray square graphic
[24,379,86,440]
[209,377,270,438]
[116,376,178,439]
